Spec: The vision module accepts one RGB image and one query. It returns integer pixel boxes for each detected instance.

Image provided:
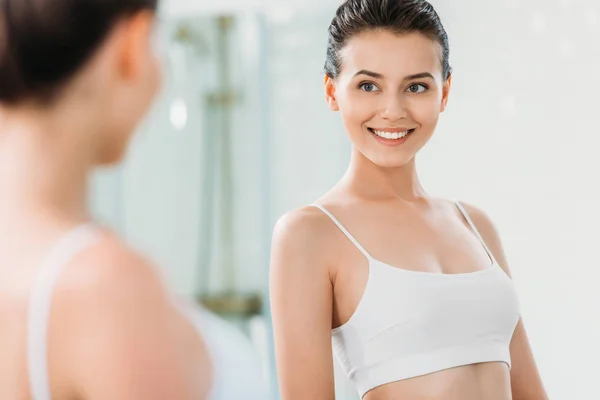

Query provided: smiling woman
[269,1,548,400]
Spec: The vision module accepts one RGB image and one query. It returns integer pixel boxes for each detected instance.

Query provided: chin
[377,159,413,169]
[97,153,126,166]
[95,141,130,166]
[366,152,414,169]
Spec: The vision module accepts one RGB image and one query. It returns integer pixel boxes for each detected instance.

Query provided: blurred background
[89,0,600,399]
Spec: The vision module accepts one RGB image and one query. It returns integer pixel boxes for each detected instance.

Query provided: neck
[343,148,427,202]
[0,105,96,225]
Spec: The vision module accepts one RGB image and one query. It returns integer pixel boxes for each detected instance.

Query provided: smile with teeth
[368,128,414,140]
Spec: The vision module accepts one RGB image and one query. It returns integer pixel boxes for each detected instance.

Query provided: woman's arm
[462,202,549,400]
[270,207,337,400]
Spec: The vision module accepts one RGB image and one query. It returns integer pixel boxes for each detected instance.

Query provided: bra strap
[28,224,100,400]
[311,204,372,260]
[454,201,497,265]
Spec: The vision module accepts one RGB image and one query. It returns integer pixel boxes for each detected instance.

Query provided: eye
[359,82,380,92]
[407,83,428,93]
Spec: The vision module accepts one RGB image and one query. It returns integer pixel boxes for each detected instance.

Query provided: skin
[0,11,211,400]
[270,30,548,400]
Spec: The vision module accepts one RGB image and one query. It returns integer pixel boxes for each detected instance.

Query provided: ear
[115,10,156,81]
[324,75,339,111]
[440,74,452,112]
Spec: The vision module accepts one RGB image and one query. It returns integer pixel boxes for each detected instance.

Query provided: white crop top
[312,202,520,399]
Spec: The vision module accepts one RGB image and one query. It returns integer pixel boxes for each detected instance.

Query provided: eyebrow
[353,70,435,81]
[354,70,384,79]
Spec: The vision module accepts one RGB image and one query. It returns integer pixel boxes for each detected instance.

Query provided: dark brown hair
[0,0,158,104]
[325,0,451,80]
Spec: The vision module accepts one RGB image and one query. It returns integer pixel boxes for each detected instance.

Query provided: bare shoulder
[456,200,512,276]
[61,231,167,301]
[271,205,338,264]
[54,229,190,343]
[54,231,210,398]
[456,201,499,238]
[435,198,497,232]
[273,205,336,239]
[436,197,502,250]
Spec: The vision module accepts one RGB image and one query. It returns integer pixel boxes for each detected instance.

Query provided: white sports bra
[27,225,267,400]
[312,202,521,399]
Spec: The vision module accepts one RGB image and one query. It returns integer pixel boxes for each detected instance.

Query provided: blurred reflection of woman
[0,1,265,399]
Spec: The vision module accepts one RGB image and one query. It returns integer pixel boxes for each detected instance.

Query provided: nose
[380,93,408,121]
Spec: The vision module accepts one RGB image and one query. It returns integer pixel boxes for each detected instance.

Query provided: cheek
[338,91,375,126]
[409,95,442,127]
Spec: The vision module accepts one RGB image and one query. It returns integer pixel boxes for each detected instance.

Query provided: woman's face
[325,30,451,168]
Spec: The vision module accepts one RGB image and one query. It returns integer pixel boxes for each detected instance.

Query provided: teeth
[372,129,410,140]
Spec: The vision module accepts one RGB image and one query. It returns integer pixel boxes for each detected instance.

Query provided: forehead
[339,30,443,80]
